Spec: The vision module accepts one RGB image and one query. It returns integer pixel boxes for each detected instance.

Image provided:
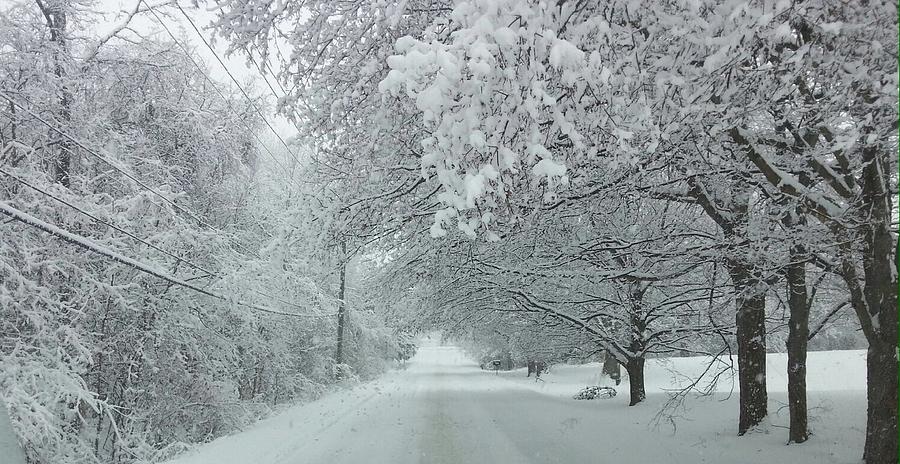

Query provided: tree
[370,192,729,406]
[206,0,895,459]
[374,1,896,456]
[0,4,403,461]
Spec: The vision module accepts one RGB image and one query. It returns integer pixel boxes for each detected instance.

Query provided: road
[170,341,624,464]
[167,341,867,464]
[287,344,601,464]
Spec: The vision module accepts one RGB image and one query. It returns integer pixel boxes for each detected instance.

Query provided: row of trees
[0,1,406,462]
[207,0,897,462]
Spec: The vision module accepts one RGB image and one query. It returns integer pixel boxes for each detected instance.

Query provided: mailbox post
[491,359,502,375]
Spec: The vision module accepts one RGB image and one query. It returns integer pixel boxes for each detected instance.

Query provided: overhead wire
[141,0,300,184]
[0,92,261,259]
[109,5,329,296]
[0,166,322,313]
[172,2,304,169]
[180,3,344,192]
[2,92,203,225]
[0,166,216,276]
[0,200,332,318]
[0,5,333,318]
[139,2,338,294]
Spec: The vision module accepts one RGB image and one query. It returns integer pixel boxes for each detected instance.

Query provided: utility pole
[335,241,347,367]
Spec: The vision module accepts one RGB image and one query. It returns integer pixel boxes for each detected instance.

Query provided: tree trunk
[690,181,767,435]
[863,341,898,464]
[624,282,648,406]
[785,233,809,443]
[836,248,897,464]
[335,244,348,366]
[857,148,898,463]
[853,147,899,464]
[625,357,645,406]
[54,78,73,187]
[729,261,768,435]
[37,0,73,186]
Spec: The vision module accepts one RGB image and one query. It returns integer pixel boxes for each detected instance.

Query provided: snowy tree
[372,0,896,457]
[369,191,730,406]
[0,2,402,461]
[0,0,891,462]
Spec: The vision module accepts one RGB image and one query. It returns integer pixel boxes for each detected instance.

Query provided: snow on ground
[165,341,867,464]
[496,349,867,395]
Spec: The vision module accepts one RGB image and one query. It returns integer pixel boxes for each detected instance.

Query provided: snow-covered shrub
[331,364,356,383]
[573,386,617,401]
[343,309,400,380]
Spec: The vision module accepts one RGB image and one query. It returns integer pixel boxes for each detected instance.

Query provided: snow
[415,85,444,115]
[499,146,518,170]
[468,130,486,149]
[429,207,457,238]
[378,69,406,94]
[165,343,867,464]
[532,158,567,178]
[0,405,26,464]
[548,38,585,70]
[493,27,517,47]
[820,22,843,34]
[429,221,448,238]
[7,0,891,460]
[496,350,866,396]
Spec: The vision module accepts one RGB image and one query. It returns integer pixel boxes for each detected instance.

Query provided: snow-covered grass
[494,350,867,463]
[496,350,867,396]
[163,347,868,464]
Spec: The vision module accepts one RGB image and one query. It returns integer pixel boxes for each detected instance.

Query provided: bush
[573,386,617,400]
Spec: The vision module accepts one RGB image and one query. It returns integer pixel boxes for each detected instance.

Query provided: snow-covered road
[269,345,605,463]
[167,342,867,464]
[285,344,627,464]
[170,344,615,463]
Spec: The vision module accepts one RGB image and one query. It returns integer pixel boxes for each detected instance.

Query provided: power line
[2,92,204,224]
[2,15,324,311]
[0,166,216,276]
[263,59,288,96]
[144,3,337,216]
[0,166,322,313]
[243,46,285,107]
[176,2,349,196]
[140,6,274,160]
[141,0,308,195]
[0,200,331,318]
[0,92,260,259]
[226,34,344,186]
[221,28,302,136]
[205,13,341,194]
[172,2,304,169]
[0,10,330,317]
